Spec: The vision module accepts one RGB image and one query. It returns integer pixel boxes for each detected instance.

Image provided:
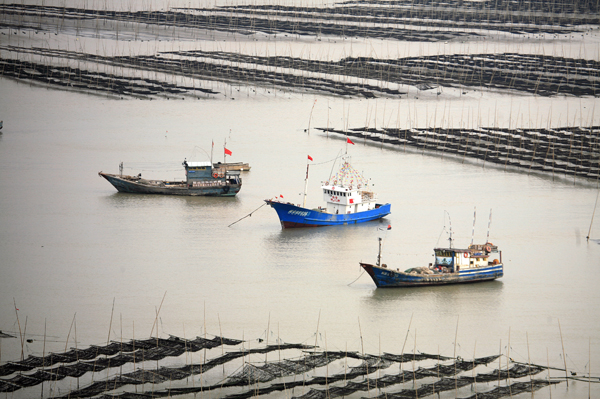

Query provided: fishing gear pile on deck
[321,126,600,181]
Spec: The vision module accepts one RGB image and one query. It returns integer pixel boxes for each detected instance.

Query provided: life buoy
[213,172,218,178]
[485,246,491,252]
[463,252,469,258]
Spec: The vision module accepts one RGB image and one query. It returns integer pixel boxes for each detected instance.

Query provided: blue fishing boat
[361,237,503,287]
[265,157,390,228]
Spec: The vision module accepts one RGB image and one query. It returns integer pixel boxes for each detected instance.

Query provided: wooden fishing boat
[265,156,390,228]
[99,160,242,196]
[361,237,503,288]
[213,161,251,172]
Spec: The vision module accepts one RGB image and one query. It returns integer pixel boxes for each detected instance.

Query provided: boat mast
[471,206,476,245]
[447,212,453,249]
[210,140,214,167]
[486,209,493,243]
[377,237,382,267]
[303,162,310,208]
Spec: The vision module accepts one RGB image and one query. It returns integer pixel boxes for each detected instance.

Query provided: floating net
[0,332,563,399]
[0,335,243,393]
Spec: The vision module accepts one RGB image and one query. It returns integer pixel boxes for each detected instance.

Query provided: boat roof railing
[186,161,211,167]
[434,245,498,253]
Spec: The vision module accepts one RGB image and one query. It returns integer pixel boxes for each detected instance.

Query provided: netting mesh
[0,333,562,399]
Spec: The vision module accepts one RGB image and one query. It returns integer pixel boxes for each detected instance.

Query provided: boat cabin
[321,184,378,215]
[433,244,500,273]
[184,161,241,187]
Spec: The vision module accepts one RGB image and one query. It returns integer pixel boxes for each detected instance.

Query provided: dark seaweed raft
[4,0,598,40]
[1,46,598,99]
[0,333,562,399]
[320,126,600,182]
[1,1,599,100]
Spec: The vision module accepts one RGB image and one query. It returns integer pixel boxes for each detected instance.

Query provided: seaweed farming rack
[320,126,600,183]
[0,2,598,100]
[0,332,568,399]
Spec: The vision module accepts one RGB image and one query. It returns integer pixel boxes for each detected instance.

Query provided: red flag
[224,147,232,156]
[347,137,355,145]
[279,194,284,198]
[308,155,313,161]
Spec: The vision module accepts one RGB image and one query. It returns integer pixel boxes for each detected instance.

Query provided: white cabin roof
[322,184,353,192]
[186,161,211,167]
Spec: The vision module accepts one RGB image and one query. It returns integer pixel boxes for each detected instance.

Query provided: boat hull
[360,262,503,287]
[213,162,251,171]
[265,200,391,228]
[99,173,240,196]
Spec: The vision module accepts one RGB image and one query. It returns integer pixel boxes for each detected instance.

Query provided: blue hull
[361,262,503,287]
[265,200,391,228]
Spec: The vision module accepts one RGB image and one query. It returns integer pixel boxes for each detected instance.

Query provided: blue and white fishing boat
[361,237,503,288]
[265,157,391,228]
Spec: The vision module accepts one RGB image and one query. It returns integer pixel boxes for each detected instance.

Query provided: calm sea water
[1,76,599,398]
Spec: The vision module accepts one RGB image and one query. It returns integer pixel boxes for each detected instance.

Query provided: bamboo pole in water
[133,321,137,394]
[13,298,23,361]
[508,327,512,396]
[586,188,599,240]
[40,319,46,399]
[547,347,552,399]
[412,328,417,393]
[454,316,459,396]
[472,341,477,397]
[559,319,568,386]
[358,316,369,392]
[527,332,533,398]
[498,339,502,387]
[265,312,270,363]
[400,313,413,383]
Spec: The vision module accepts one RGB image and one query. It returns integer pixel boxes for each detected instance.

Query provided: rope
[347,269,366,286]
[228,202,266,227]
